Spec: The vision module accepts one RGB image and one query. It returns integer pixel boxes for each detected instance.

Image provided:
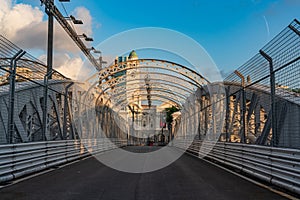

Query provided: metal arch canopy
[98,59,210,87]
[105,94,183,113]
[108,87,187,104]
[96,87,184,109]
[90,58,210,122]
[98,72,197,94]
[98,79,193,101]
[107,85,189,101]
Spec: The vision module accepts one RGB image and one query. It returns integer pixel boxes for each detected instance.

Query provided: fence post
[259,50,277,146]
[7,50,26,143]
[288,19,300,36]
[225,87,230,142]
[234,70,246,143]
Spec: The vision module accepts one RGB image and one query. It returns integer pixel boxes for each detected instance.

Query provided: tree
[165,106,180,142]
[165,106,180,124]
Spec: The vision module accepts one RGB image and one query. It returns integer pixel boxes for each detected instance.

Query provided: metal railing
[174,139,300,195]
[0,138,126,183]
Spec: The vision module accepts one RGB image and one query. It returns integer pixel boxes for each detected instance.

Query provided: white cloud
[0,0,43,39]
[54,54,84,80]
[39,53,85,80]
[74,7,93,36]
[0,0,95,80]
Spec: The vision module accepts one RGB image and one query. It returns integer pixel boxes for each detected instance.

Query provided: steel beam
[46,0,54,79]
[63,82,74,139]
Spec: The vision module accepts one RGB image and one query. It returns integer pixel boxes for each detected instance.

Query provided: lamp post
[145,74,151,108]
[44,0,54,79]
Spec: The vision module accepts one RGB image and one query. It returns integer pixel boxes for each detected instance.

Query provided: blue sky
[10,0,300,77]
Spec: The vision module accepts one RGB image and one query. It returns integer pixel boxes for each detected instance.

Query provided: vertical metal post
[42,70,54,140]
[225,88,230,142]
[259,50,277,146]
[41,0,54,140]
[46,0,54,80]
[198,96,202,140]
[7,50,26,143]
[63,82,74,139]
[234,70,246,143]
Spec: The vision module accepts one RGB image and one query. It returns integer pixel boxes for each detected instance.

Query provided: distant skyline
[1,0,300,79]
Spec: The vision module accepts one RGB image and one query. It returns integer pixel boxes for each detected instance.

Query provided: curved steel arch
[108,86,187,103]
[95,91,182,114]
[112,92,183,108]
[109,84,190,100]
[111,95,182,113]
[98,72,197,94]
[98,80,192,102]
[98,59,209,87]
[97,87,184,110]
[99,71,199,89]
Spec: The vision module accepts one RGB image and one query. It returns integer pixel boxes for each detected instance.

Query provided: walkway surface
[0,146,289,200]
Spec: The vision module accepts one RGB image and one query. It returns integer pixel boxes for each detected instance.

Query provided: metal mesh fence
[221,19,300,148]
[0,35,71,144]
[0,35,66,84]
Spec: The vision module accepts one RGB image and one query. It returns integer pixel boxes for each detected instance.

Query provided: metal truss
[0,80,78,143]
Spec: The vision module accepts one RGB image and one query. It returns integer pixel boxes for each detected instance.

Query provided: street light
[145,74,151,108]
[78,33,93,41]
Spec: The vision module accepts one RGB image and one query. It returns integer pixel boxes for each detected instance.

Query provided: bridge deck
[0,147,289,200]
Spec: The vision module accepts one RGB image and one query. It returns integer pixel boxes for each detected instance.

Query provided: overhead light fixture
[93,50,101,54]
[88,47,101,54]
[78,33,93,42]
[69,15,83,24]
[87,47,96,51]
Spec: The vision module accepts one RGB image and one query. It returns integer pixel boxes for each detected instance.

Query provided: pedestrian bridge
[0,19,299,199]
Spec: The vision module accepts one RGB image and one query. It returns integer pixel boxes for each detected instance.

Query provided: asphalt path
[0,146,290,200]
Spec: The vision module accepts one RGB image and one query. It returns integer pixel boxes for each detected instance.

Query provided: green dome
[128,50,138,59]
